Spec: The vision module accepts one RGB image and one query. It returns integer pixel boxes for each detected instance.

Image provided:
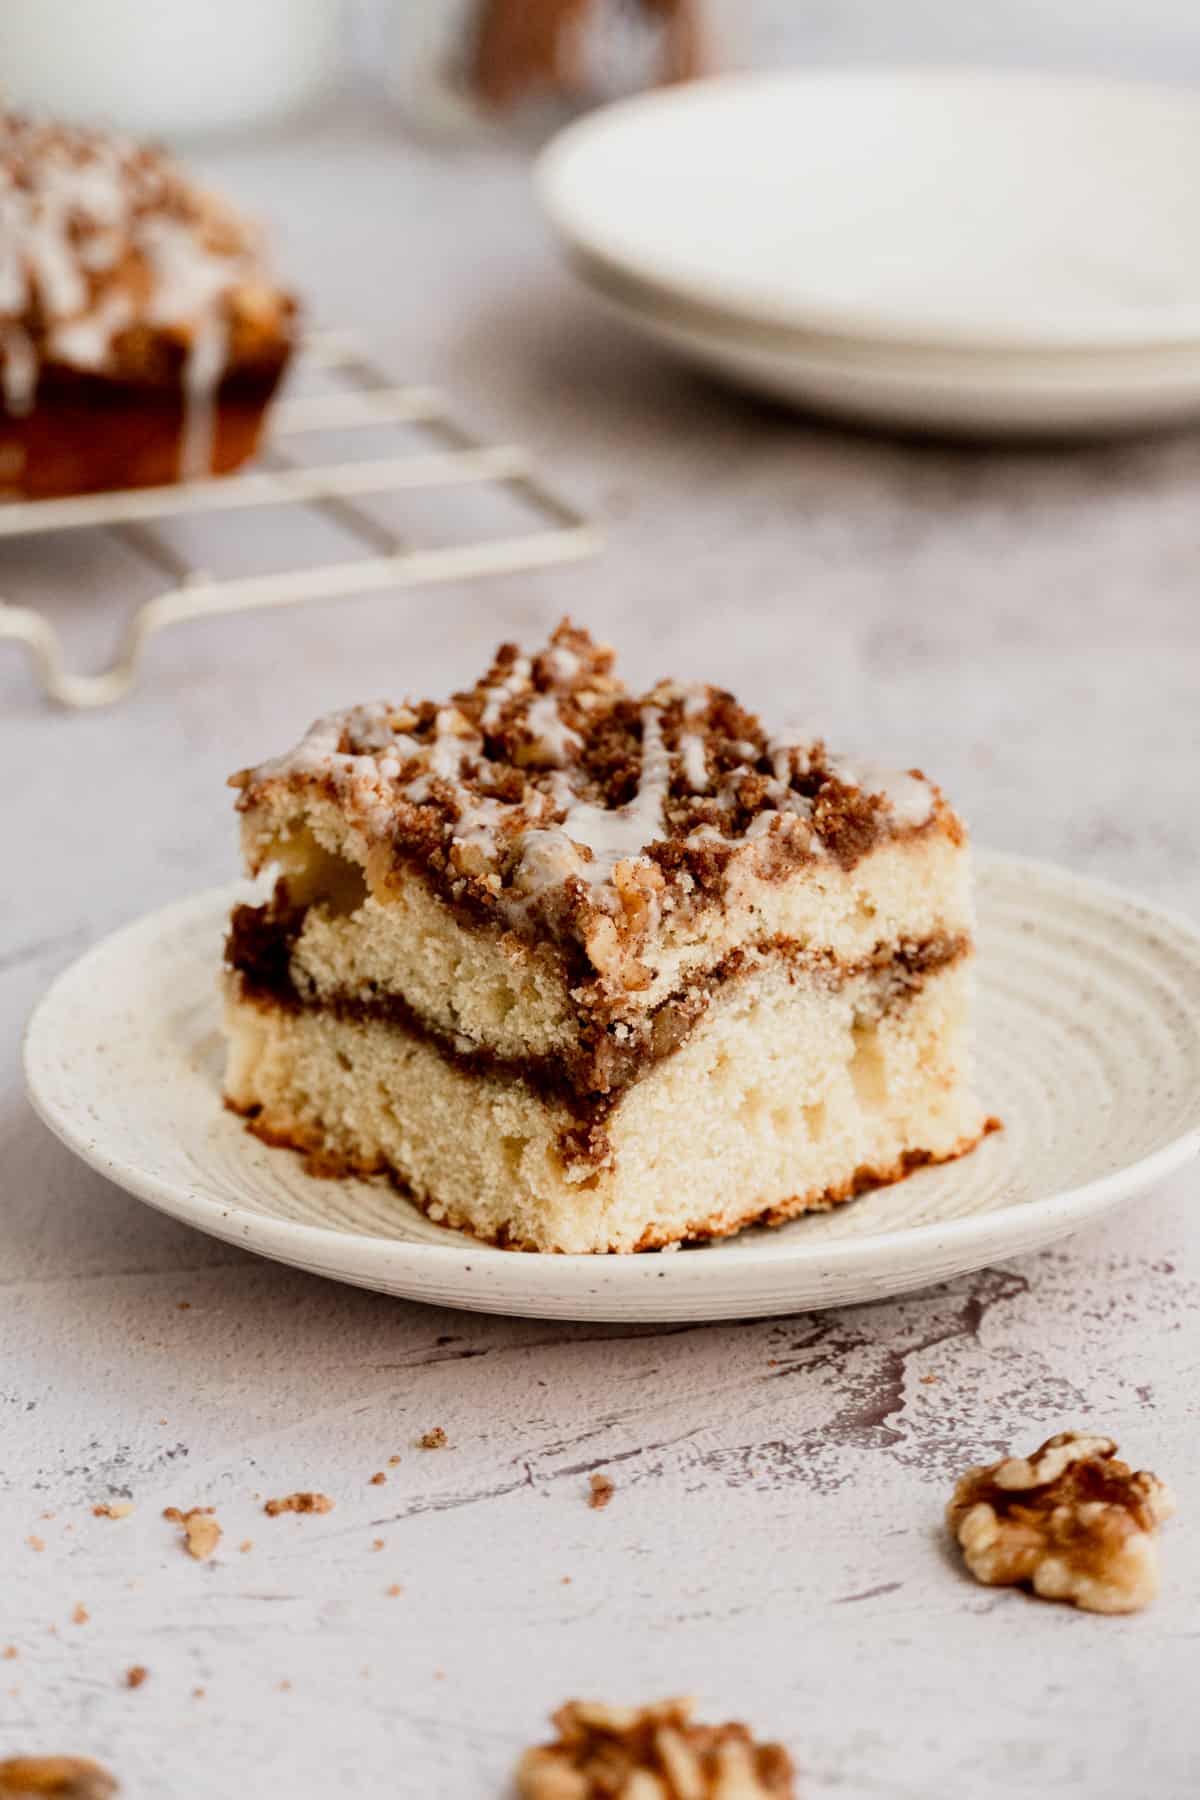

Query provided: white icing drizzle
[544,644,580,683]
[675,685,710,793]
[767,728,816,784]
[828,755,934,828]
[679,731,708,793]
[517,706,671,895]
[480,655,531,730]
[523,693,581,768]
[50,287,135,371]
[1,325,37,415]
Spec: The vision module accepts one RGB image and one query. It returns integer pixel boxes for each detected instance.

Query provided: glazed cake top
[233,623,958,983]
[0,113,292,411]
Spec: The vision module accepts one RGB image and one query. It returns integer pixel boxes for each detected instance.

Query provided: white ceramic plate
[575,267,1200,437]
[23,855,1200,1323]
[537,69,1200,352]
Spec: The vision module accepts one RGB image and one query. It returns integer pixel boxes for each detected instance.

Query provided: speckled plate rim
[21,853,1200,1318]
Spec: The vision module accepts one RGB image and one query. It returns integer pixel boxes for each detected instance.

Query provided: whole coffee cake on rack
[0,112,295,498]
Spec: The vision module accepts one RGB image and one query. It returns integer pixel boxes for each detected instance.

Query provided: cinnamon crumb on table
[263,1492,334,1516]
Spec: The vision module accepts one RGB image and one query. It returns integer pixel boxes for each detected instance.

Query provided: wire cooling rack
[0,330,602,707]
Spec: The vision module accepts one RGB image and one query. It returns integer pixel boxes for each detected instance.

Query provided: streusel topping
[234,621,952,971]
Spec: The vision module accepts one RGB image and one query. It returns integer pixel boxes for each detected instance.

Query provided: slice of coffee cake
[223,622,990,1252]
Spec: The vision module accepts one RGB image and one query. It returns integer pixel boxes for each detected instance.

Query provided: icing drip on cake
[827,755,933,828]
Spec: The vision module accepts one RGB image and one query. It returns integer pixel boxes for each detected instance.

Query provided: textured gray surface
[2,111,1199,1798]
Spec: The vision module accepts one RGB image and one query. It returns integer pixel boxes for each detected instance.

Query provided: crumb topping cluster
[0,113,292,414]
[234,622,948,972]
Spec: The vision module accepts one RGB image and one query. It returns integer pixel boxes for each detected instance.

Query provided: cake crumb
[387,1455,402,1467]
[263,1492,334,1517]
[125,1665,148,1690]
[372,1539,385,1551]
[192,1687,205,1700]
[561,1576,572,1585]
[368,1472,386,1486]
[70,1605,89,1626]
[417,1428,447,1451]
[386,1584,403,1598]
[26,1537,44,1553]
[278,1680,292,1692]
[239,1540,253,1554]
[588,1473,614,1511]
[177,1302,191,1311]
[40,1512,56,1521]
[0,1755,119,1798]
[920,1374,940,1385]
[2,1648,17,1660]
[164,1507,221,1561]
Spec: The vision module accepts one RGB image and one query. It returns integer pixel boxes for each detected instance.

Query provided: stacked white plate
[536,68,1200,437]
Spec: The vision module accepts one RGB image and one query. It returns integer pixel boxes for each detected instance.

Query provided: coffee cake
[0,113,295,498]
[223,622,990,1252]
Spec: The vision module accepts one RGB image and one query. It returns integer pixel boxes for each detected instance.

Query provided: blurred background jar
[0,0,344,140]
[374,0,729,139]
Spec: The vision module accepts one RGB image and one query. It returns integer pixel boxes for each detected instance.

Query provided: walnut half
[947,1431,1175,1614]
[516,1698,796,1799]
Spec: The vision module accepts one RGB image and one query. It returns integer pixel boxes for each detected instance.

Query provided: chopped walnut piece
[163,1506,221,1561]
[515,1699,796,1799]
[947,1431,1175,1614]
[0,1757,118,1798]
[587,1473,614,1511]
[263,1492,334,1516]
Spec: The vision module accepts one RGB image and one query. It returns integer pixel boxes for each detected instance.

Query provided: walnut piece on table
[947,1431,1175,1614]
[515,1698,796,1799]
[163,1505,221,1561]
[0,1757,118,1798]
